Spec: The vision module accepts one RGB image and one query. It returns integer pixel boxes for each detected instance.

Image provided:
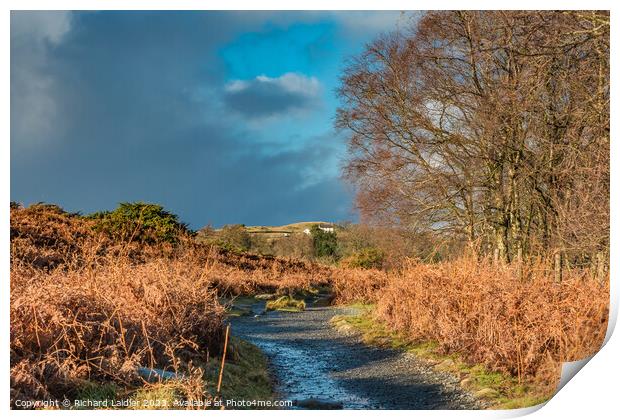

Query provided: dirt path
[231,304,481,409]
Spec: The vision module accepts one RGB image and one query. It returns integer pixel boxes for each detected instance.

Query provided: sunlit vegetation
[265,296,306,312]
[9,10,609,411]
[9,203,326,409]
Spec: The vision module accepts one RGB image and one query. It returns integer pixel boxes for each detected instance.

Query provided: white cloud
[223,72,321,119]
[225,73,320,96]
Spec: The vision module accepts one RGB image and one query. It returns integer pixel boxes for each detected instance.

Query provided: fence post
[554,252,562,283]
[517,247,523,281]
[217,324,230,395]
[493,248,499,266]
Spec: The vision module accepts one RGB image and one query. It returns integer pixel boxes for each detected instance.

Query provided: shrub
[10,203,106,270]
[271,233,313,260]
[310,225,338,258]
[196,224,254,253]
[88,202,190,244]
[341,247,385,269]
[218,224,252,251]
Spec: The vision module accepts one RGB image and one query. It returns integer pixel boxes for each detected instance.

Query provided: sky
[10,11,411,229]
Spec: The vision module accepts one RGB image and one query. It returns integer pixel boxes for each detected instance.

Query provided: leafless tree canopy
[337,11,609,263]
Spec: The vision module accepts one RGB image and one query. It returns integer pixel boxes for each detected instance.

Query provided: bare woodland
[337,11,609,266]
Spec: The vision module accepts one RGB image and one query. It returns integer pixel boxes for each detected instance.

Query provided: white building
[303,225,335,235]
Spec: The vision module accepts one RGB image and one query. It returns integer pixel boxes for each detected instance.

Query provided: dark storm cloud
[10,11,371,228]
[222,73,320,118]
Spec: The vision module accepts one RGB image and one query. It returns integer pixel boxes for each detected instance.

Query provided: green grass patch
[265,296,306,312]
[132,383,180,409]
[330,308,553,410]
[72,381,119,409]
[202,337,274,405]
[76,381,118,402]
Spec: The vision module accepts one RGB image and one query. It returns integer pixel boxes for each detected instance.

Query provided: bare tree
[337,11,609,263]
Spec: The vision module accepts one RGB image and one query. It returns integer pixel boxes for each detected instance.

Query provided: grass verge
[330,305,553,409]
[203,337,274,406]
[71,337,274,410]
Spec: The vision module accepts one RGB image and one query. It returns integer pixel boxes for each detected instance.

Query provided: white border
[3,1,617,419]
[1,1,617,11]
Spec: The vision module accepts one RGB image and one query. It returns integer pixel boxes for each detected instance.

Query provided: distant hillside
[244,222,333,239]
[196,221,337,247]
[245,221,332,234]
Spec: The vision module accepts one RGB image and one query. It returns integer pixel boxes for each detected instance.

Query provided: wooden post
[554,252,562,283]
[493,248,499,266]
[217,324,230,394]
